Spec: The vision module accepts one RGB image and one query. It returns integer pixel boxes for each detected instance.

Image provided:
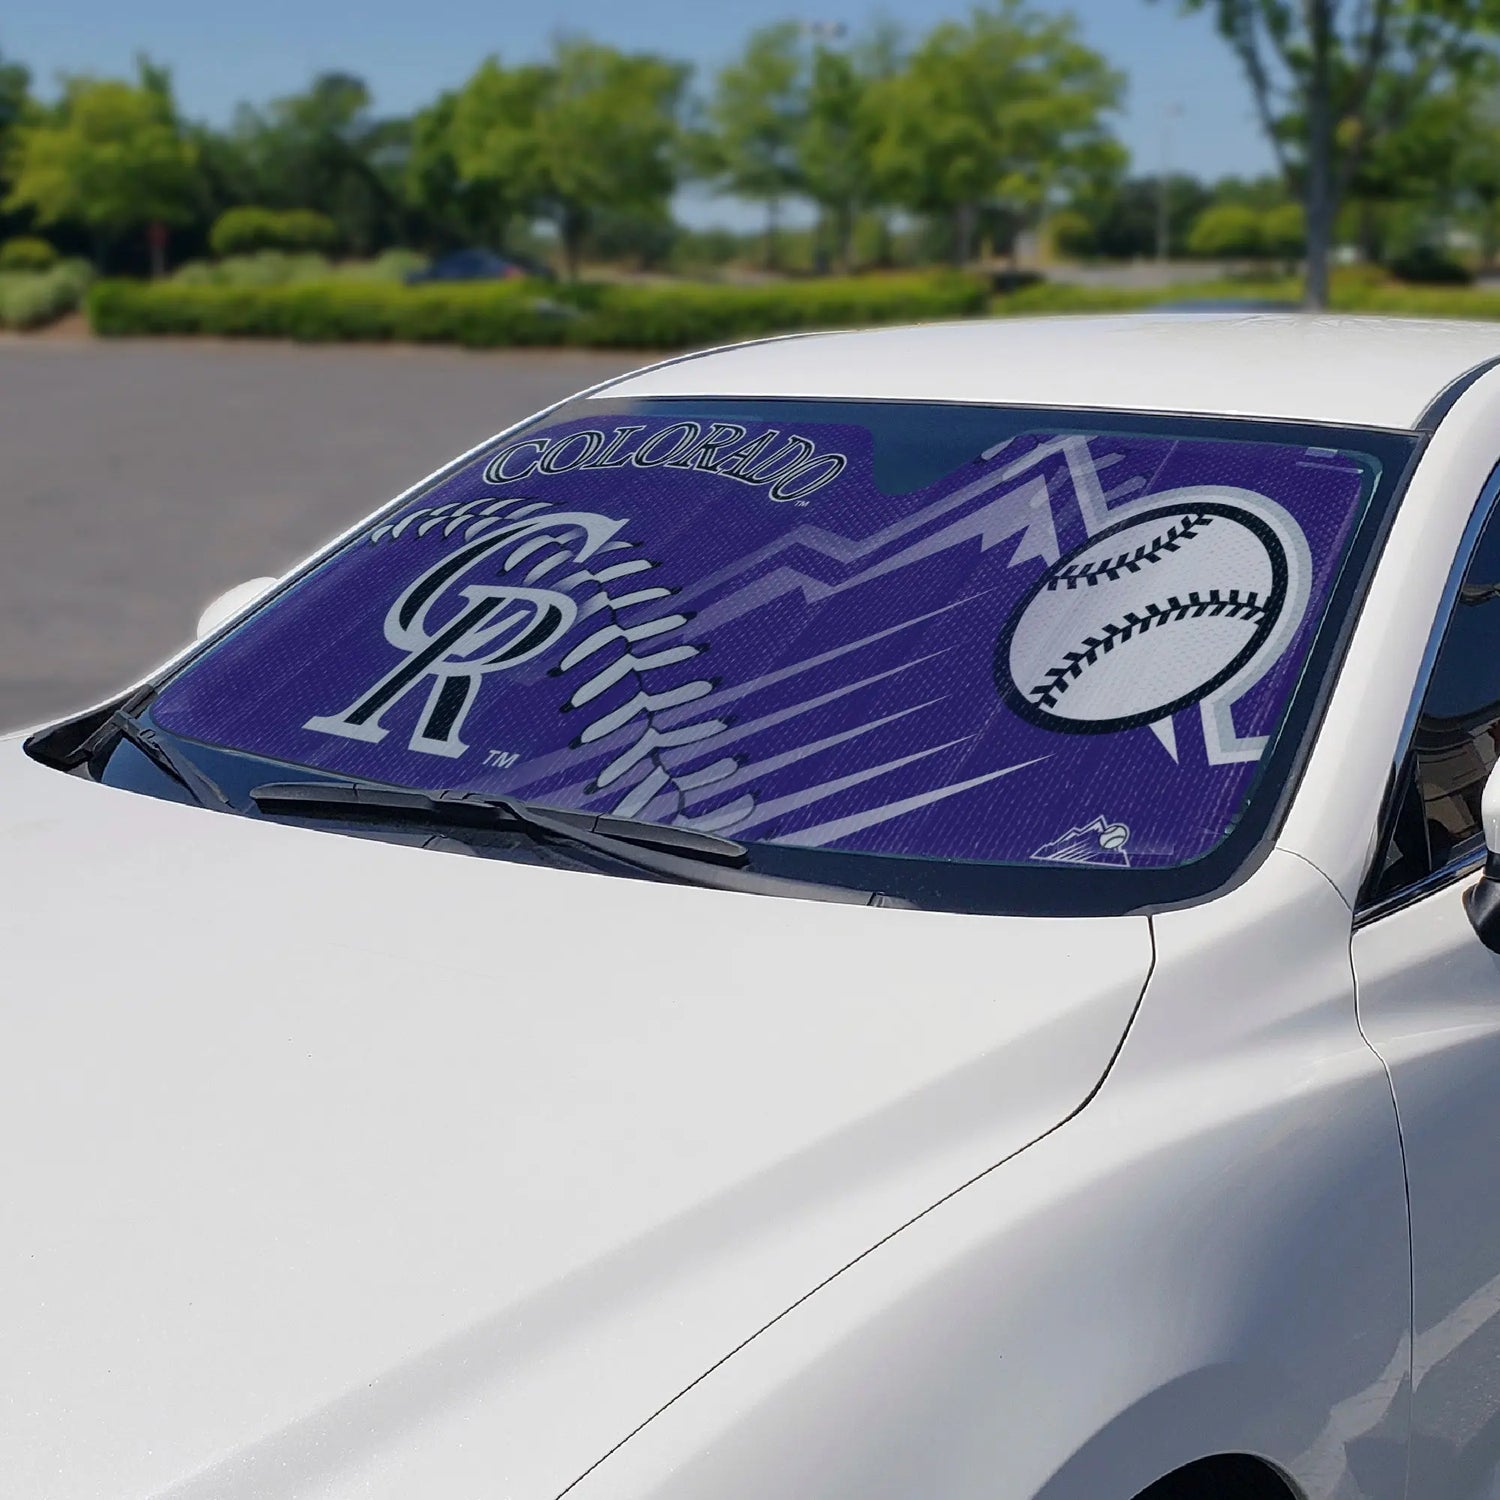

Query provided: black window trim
[1355,459,1500,925]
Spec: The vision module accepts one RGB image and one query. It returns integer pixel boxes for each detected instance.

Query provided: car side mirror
[1466,763,1500,951]
[195,576,276,640]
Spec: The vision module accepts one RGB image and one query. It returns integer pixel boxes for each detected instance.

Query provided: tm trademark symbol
[484,748,520,769]
[795,499,812,507]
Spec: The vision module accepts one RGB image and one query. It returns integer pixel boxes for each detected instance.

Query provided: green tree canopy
[405,87,513,250]
[0,48,35,243]
[693,22,808,268]
[1165,0,1500,306]
[450,40,687,278]
[797,35,897,272]
[225,73,407,253]
[0,48,29,144]
[868,0,1123,263]
[5,61,198,268]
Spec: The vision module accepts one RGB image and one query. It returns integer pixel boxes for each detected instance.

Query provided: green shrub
[1387,245,1474,286]
[335,248,430,283]
[172,250,333,288]
[1261,203,1307,259]
[1046,210,1096,259]
[172,250,428,288]
[0,258,92,329]
[88,271,989,348]
[1186,204,1267,259]
[208,207,339,258]
[0,235,58,272]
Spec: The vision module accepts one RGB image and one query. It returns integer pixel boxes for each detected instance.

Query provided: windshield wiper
[107,709,231,809]
[249,779,908,908]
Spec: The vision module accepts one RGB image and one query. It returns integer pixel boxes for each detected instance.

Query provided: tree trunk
[764,199,780,272]
[560,208,584,282]
[953,202,978,267]
[1303,0,1336,309]
[147,221,167,280]
[1357,199,1381,265]
[838,201,855,274]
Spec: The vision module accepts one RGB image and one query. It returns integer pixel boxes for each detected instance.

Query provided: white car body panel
[1354,882,1500,1500]
[0,745,1149,1499]
[568,853,1409,1500]
[603,314,1500,428]
[15,314,1500,1498]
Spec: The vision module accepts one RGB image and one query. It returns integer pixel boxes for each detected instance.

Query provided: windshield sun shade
[143,397,1408,911]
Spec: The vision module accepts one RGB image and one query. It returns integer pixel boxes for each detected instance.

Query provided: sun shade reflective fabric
[150,414,1370,871]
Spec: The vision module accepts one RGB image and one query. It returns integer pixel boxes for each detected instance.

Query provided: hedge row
[86,272,990,349]
[988,272,1500,319]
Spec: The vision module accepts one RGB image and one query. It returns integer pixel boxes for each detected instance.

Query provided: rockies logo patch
[994,501,1290,736]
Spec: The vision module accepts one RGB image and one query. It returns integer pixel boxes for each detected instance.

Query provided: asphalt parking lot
[0,338,639,729]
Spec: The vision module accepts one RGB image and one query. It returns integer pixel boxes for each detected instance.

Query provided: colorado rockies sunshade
[148,399,1383,874]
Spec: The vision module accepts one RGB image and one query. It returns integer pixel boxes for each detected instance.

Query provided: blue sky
[2,0,1276,224]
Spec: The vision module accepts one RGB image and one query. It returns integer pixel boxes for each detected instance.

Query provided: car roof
[599,313,1500,431]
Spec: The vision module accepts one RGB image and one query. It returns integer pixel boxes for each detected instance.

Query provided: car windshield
[134,396,1414,914]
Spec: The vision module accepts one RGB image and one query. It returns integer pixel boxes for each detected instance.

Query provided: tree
[694,23,807,269]
[0,47,29,151]
[1081,174,1212,259]
[867,0,1123,265]
[5,62,198,271]
[1448,87,1500,268]
[451,41,687,279]
[797,43,878,272]
[1164,0,1500,308]
[227,73,408,254]
[0,48,35,243]
[406,88,513,251]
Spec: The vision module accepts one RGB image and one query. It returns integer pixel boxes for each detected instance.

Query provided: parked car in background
[404,246,554,284]
[18,315,1500,1499]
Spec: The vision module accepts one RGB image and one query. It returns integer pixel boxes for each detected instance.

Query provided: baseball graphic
[996,500,1290,735]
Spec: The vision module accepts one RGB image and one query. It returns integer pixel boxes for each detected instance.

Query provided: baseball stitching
[1047,513,1214,591]
[1028,589,1268,710]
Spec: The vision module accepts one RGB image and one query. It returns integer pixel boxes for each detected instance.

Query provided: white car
[14,313,1500,1500]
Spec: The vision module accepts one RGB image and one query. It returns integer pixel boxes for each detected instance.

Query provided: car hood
[0,740,1152,1500]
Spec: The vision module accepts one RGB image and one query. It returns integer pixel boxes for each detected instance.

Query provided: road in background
[0,340,638,729]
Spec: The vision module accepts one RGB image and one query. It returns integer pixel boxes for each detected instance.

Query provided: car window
[120,398,1412,916]
[1367,492,1500,905]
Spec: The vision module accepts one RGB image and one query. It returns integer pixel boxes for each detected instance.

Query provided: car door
[1353,479,1500,1500]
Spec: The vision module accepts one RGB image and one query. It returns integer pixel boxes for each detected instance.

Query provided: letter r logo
[305,541,579,758]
